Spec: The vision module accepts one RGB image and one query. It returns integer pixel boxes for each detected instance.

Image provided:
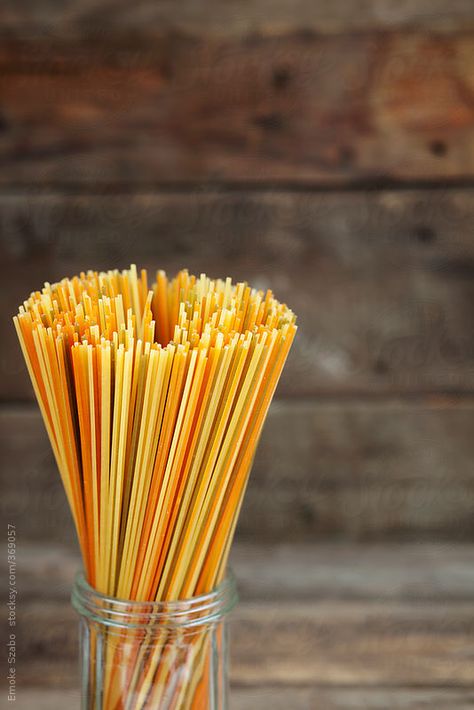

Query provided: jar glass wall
[71,573,238,710]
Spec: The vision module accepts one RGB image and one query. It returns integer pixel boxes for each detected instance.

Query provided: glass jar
[71,572,238,710]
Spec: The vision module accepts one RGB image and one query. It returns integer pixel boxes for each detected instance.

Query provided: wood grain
[231,543,474,601]
[2,189,474,400]
[232,601,474,686]
[18,596,474,688]
[1,0,473,40]
[232,687,474,710]
[2,399,474,542]
[9,542,474,603]
[2,687,474,710]
[0,32,472,187]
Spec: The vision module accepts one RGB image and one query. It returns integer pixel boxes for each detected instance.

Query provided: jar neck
[71,572,238,632]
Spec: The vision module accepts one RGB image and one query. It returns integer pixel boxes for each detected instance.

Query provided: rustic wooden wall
[1,0,473,545]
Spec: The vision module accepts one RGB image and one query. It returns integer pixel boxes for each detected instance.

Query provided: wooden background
[0,1,474,708]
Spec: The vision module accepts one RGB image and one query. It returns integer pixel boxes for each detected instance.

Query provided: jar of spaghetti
[72,571,237,710]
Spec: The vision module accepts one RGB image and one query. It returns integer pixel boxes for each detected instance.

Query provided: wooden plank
[0,32,472,187]
[1,0,473,39]
[233,601,474,686]
[10,542,474,603]
[0,691,82,710]
[3,598,474,687]
[232,687,474,710]
[2,399,474,541]
[242,398,474,540]
[231,543,474,601]
[3,687,474,710]
[2,189,474,400]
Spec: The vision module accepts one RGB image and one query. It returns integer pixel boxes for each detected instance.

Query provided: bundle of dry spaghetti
[14,265,296,708]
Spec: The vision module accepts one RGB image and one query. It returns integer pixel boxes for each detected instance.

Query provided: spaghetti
[14,265,296,707]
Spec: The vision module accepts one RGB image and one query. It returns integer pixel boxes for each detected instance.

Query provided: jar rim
[71,572,238,630]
